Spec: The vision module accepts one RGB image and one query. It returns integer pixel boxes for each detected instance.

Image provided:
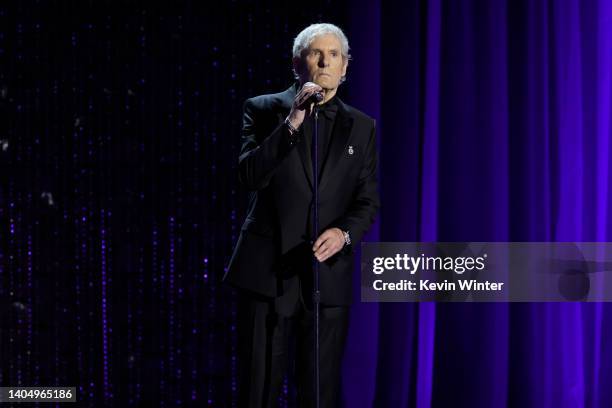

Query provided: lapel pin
[348,145,354,155]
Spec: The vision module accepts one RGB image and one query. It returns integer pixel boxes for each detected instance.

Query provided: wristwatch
[284,117,299,134]
[284,117,300,146]
[342,230,351,246]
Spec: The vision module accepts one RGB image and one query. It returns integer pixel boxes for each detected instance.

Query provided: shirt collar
[316,94,339,119]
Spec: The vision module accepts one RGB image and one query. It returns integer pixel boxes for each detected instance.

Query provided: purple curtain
[345,0,612,406]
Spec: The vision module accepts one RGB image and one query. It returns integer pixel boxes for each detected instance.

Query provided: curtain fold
[346,0,612,406]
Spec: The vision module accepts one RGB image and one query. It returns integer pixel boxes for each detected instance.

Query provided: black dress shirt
[305,96,339,179]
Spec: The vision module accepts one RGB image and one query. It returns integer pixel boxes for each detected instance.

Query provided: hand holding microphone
[286,82,324,133]
[296,83,324,110]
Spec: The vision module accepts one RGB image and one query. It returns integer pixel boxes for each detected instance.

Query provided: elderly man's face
[295,34,348,91]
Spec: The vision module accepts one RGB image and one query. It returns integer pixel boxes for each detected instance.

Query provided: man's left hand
[312,228,345,262]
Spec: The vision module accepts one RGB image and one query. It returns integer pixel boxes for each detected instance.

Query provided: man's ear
[292,56,302,77]
[342,58,348,78]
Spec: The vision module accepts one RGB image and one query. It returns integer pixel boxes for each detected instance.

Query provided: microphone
[310,92,324,104]
[299,91,324,110]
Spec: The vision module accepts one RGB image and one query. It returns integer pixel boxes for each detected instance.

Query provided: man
[224,23,379,407]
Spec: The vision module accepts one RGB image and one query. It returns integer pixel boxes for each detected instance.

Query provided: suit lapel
[276,83,315,190]
[298,118,314,189]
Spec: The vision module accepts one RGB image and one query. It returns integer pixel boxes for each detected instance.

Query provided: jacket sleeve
[333,120,380,252]
[238,98,298,190]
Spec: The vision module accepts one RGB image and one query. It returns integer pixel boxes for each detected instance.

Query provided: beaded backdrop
[0,2,349,406]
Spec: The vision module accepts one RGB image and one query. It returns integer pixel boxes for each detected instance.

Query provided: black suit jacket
[224,83,379,305]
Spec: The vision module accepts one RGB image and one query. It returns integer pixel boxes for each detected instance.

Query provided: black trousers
[236,274,350,408]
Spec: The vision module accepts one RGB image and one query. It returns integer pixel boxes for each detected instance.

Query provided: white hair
[292,23,351,83]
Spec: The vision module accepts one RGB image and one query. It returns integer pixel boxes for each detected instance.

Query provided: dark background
[2,0,612,407]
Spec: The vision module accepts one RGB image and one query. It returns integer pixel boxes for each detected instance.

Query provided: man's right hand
[286,82,323,130]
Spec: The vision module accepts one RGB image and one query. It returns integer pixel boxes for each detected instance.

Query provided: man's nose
[318,54,329,67]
